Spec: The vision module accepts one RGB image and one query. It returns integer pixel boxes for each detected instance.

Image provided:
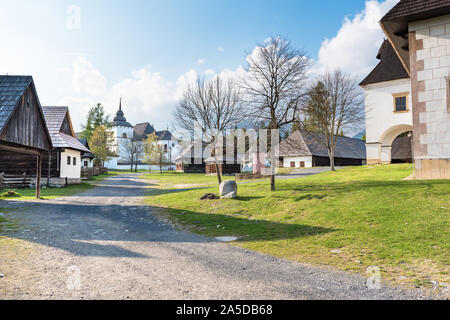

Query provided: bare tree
[241,36,310,191]
[121,140,144,172]
[299,70,364,171]
[174,75,244,185]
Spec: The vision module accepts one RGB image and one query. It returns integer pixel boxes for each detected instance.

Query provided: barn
[279,130,366,168]
[0,75,52,198]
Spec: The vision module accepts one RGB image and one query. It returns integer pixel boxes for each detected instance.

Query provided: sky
[0,0,399,132]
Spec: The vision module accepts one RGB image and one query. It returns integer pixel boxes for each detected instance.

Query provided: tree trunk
[270,174,275,191]
[215,163,222,185]
[330,150,335,171]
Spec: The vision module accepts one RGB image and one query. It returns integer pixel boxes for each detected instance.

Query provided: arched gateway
[361,40,413,165]
[362,1,450,179]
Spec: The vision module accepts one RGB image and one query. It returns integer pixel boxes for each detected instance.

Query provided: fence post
[0,172,4,190]
[23,172,26,186]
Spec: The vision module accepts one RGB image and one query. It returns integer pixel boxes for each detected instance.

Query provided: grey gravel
[0,173,440,300]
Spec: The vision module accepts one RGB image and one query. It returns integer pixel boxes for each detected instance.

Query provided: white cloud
[313,0,399,79]
[197,58,206,65]
[217,47,224,52]
[60,55,250,132]
[71,56,107,96]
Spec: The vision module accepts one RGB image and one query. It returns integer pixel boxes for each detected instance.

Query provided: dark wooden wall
[312,156,364,167]
[0,84,50,151]
[0,150,60,177]
[60,115,72,136]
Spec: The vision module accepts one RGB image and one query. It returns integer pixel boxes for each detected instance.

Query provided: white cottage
[42,106,91,184]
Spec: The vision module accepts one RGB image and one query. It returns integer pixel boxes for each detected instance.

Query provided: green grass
[141,171,235,187]
[143,164,450,287]
[0,170,129,201]
[0,183,94,201]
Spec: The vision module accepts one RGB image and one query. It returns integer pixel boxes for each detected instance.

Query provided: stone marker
[219,181,238,199]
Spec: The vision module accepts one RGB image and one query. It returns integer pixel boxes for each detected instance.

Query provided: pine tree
[80,103,111,142]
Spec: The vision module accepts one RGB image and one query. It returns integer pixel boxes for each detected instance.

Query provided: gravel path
[0,173,433,300]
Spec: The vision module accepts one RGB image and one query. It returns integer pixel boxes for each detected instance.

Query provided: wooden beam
[36,154,41,199]
[0,143,42,156]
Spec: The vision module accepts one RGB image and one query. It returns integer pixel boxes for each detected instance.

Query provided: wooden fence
[0,172,32,189]
[81,167,108,179]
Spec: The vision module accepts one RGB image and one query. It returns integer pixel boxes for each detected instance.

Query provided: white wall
[363,78,413,145]
[283,156,313,168]
[410,15,450,159]
[112,125,134,155]
[60,149,81,179]
[81,158,93,168]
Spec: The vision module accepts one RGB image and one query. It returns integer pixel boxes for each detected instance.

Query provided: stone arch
[378,124,413,164]
[380,124,413,146]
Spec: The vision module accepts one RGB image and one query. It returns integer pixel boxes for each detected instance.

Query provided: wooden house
[279,130,366,168]
[0,75,52,198]
[41,106,90,184]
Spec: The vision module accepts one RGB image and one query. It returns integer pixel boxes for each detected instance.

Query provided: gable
[0,80,51,151]
[60,113,73,136]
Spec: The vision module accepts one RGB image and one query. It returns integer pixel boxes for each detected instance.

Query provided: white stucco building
[361,1,450,179]
[360,40,413,164]
[104,100,181,170]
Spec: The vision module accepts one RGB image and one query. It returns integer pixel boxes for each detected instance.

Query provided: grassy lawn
[0,183,94,201]
[143,164,450,288]
[141,171,235,188]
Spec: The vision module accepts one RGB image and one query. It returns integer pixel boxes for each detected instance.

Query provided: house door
[290,162,295,168]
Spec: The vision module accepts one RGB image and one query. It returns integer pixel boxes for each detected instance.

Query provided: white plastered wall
[363,78,413,163]
[283,156,313,168]
[60,149,81,179]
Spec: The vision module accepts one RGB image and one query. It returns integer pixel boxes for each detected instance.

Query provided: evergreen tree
[80,103,111,142]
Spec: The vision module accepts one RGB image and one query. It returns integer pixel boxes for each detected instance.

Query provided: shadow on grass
[169,208,336,242]
[295,194,329,201]
[284,179,450,196]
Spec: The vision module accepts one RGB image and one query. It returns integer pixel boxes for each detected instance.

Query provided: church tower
[111,99,134,155]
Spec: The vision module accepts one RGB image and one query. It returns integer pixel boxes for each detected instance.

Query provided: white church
[104,100,181,170]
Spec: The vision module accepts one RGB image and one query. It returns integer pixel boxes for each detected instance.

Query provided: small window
[84,161,88,167]
[122,133,128,138]
[164,144,168,152]
[300,161,305,168]
[290,162,295,168]
[73,157,77,166]
[393,93,408,112]
[67,156,71,165]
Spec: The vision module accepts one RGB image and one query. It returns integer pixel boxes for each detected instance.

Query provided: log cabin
[0,75,53,198]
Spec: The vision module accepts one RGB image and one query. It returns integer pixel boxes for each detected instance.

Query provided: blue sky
[0,0,399,131]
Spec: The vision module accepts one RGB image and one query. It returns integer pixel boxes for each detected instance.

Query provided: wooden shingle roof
[360,40,410,86]
[280,130,366,160]
[0,76,33,133]
[133,122,155,140]
[42,106,90,152]
[380,0,450,74]
[381,0,450,22]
